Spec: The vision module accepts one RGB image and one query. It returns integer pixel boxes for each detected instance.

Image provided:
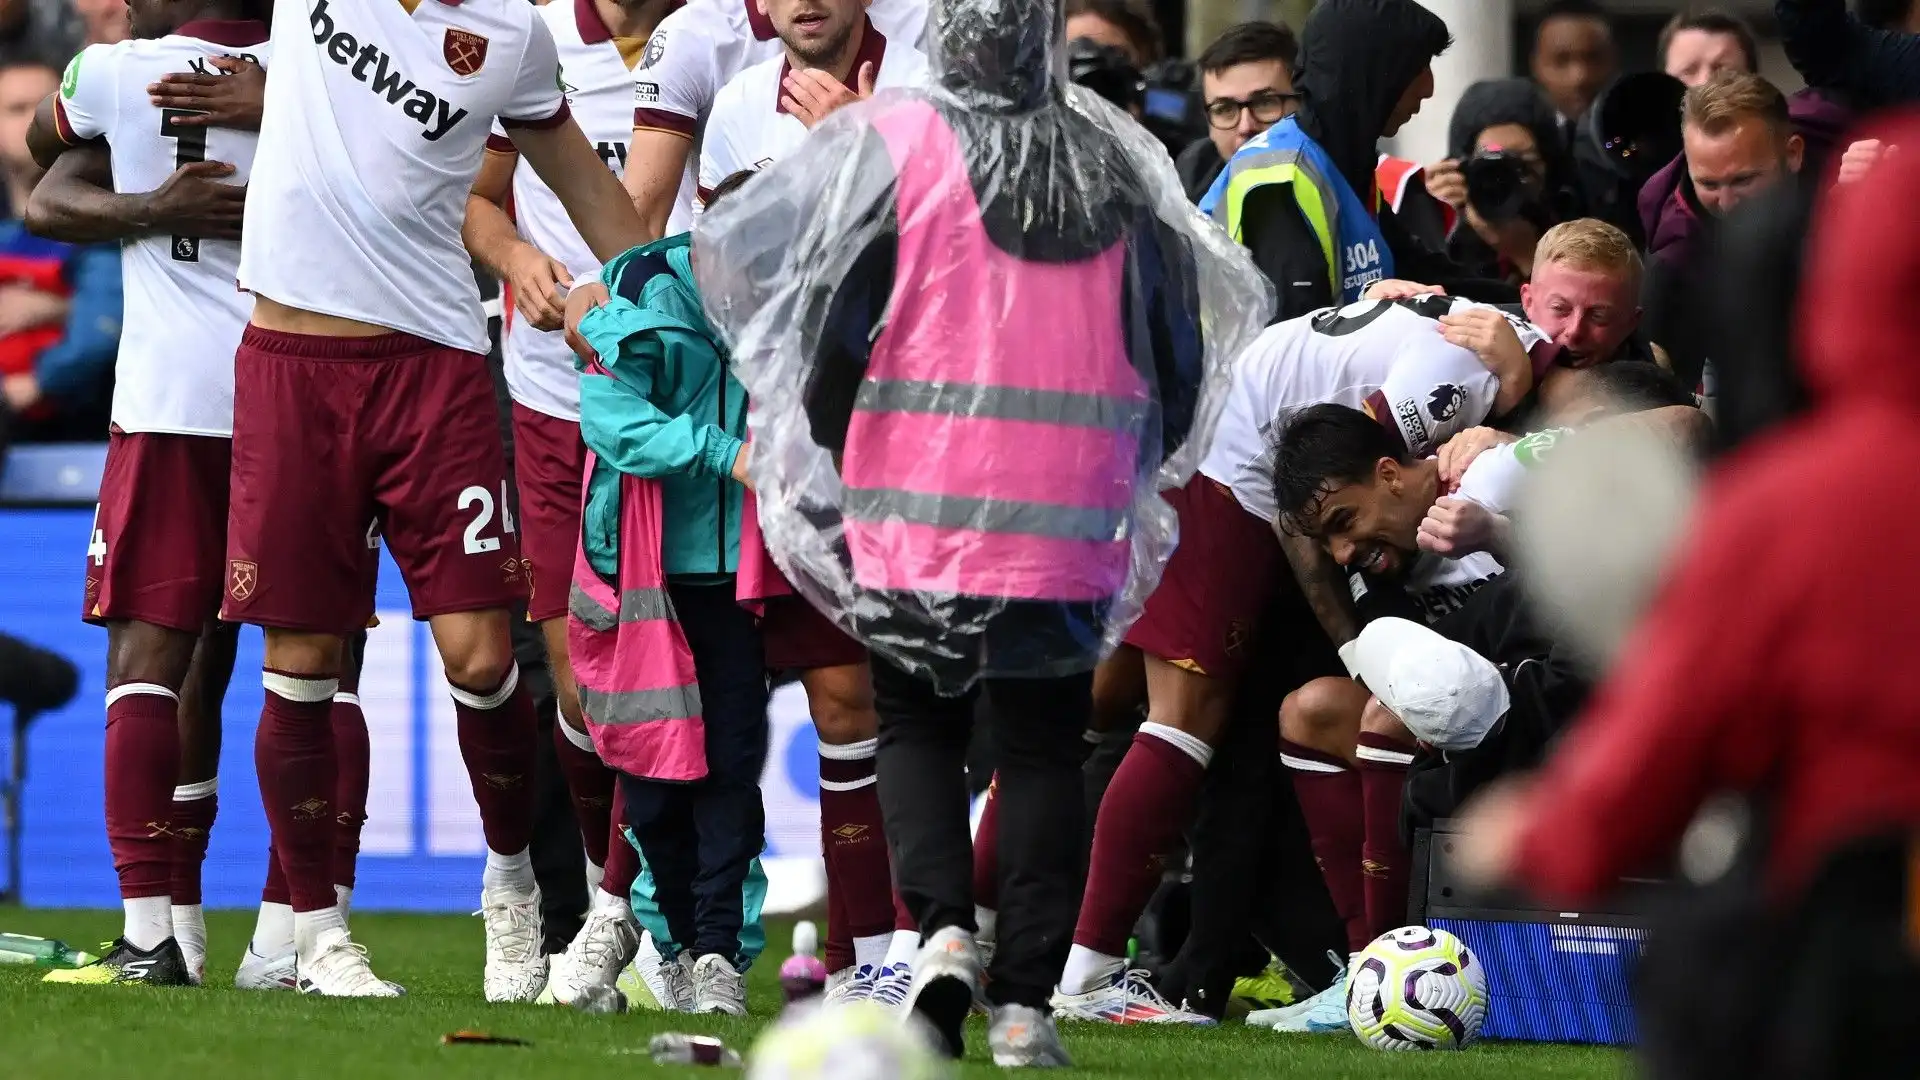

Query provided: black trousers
[619,582,768,964]
[873,655,1089,1009]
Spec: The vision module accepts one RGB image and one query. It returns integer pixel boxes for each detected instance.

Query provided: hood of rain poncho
[689,0,1271,692]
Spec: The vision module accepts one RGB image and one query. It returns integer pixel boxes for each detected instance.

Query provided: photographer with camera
[1425,79,1582,286]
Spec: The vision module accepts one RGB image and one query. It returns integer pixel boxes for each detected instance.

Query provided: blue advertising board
[2,507,828,911]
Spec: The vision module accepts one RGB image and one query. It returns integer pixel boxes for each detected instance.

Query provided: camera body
[1065,39,1206,157]
[1463,148,1533,223]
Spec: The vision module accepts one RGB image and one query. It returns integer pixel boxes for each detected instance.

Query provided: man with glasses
[1176,21,1298,202]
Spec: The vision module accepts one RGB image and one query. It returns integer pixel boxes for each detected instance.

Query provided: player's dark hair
[705,169,757,210]
[1197,21,1299,76]
[1584,361,1697,413]
[1063,0,1164,64]
[1270,403,1406,537]
[240,0,274,24]
[1657,9,1759,73]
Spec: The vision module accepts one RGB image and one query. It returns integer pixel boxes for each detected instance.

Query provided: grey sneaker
[690,953,747,1016]
[902,926,984,1059]
[989,1004,1072,1068]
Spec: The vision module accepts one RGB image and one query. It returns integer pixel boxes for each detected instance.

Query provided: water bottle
[648,1033,742,1067]
[0,934,96,967]
[571,983,628,1014]
[778,920,827,1003]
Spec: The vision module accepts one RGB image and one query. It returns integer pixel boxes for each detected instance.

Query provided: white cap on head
[1351,618,1509,752]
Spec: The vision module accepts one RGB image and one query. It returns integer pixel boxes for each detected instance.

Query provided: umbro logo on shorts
[310,0,471,142]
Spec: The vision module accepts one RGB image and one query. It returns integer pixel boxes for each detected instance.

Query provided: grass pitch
[1,909,1627,1080]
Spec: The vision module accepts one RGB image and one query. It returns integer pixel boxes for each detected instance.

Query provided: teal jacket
[577,234,748,581]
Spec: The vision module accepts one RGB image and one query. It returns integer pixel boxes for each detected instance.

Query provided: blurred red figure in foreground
[1461,114,1920,901]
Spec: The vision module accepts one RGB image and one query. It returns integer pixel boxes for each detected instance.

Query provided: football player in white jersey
[218,0,648,1000]
[1045,294,1545,1024]
[691,0,932,1009]
[622,0,925,237]
[29,32,394,997]
[461,0,675,1008]
[698,0,928,194]
[15,0,271,990]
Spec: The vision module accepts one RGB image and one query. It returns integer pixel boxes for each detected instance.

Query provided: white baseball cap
[1351,618,1510,752]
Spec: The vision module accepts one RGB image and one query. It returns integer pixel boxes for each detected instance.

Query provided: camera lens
[1463,150,1528,222]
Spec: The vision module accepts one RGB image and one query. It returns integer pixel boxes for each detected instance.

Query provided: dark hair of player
[239,0,273,24]
[1270,403,1406,537]
[1196,21,1299,76]
[1584,360,1696,413]
[705,169,758,211]
[1656,8,1759,73]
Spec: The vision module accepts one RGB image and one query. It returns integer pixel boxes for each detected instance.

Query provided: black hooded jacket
[1239,0,1517,320]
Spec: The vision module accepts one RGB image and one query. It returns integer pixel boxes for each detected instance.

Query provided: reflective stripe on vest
[567,581,703,726]
[857,378,1150,431]
[843,488,1129,543]
[1220,147,1339,301]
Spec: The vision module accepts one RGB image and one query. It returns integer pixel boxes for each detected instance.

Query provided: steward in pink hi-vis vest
[691,0,1271,694]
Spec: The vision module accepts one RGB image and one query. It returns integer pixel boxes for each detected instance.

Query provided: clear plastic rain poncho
[693,0,1271,693]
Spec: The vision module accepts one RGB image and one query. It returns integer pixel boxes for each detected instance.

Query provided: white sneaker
[1250,963,1350,1035]
[824,963,879,1006]
[546,904,640,1006]
[689,953,747,1016]
[478,885,548,1003]
[1049,968,1214,1025]
[869,962,915,1010]
[296,932,405,998]
[236,944,297,992]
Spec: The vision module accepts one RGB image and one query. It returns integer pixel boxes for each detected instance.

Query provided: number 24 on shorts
[458,481,516,555]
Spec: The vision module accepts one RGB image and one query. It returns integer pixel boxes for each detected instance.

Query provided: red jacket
[1512,112,1920,902]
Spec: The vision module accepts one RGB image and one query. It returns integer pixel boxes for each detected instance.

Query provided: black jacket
[1778,0,1920,107]
[1239,0,1516,320]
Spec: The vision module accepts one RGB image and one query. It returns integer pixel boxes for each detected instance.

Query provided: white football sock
[252,901,295,956]
[1139,721,1215,768]
[883,929,920,971]
[590,884,632,918]
[123,895,172,952]
[335,885,354,924]
[482,846,535,894]
[558,717,597,754]
[292,905,348,962]
[171,904,207,971]
[1059,944,1125,996]
[975,906,998,944]
[585,859,605,897]
[852,933,891,972]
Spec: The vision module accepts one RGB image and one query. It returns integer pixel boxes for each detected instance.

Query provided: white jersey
[54,23,270,437]
[492,0,644,421]
[1198,296,1547,525]
[632,0,925,224]
[1394,449,1509,623]
[699,27,928,198]
[240,0,568,353]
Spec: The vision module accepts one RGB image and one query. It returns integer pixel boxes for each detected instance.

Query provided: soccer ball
[747,1000,952,1080]
[1345,926,1489,1051]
